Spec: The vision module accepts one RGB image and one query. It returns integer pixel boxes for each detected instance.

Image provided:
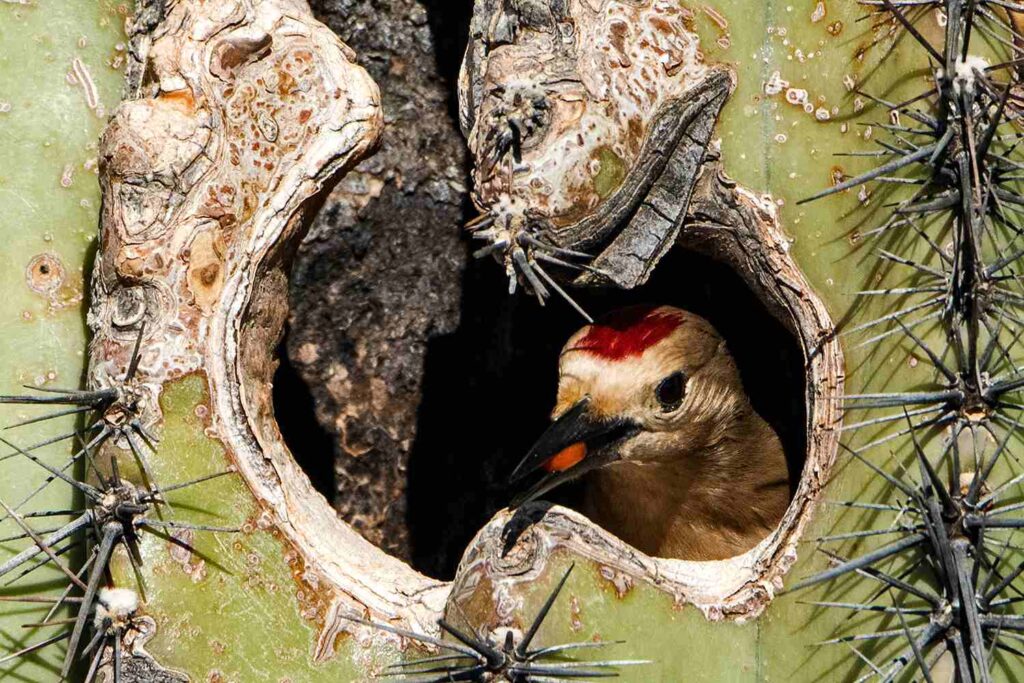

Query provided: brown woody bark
[286,0,476,576]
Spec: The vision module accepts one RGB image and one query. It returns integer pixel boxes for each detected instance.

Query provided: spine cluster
[794,1,1024,679]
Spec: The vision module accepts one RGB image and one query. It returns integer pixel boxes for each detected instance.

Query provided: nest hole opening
[409,249,806,579]
[273,0,813,585]
[273,245,807,581]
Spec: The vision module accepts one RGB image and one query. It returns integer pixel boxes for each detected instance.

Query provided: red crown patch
[570,305,681,360]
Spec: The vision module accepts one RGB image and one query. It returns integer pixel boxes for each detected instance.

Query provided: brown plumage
[511,305,790,561]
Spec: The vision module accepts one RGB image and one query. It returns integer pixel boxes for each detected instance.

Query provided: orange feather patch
[542,442,587,472]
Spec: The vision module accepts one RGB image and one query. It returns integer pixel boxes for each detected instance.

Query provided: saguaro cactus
[4,0,1024,681]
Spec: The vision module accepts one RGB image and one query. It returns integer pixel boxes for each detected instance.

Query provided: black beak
[509,398,638,508]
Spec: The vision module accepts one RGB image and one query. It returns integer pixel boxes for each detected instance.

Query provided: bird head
[510,305,750,506]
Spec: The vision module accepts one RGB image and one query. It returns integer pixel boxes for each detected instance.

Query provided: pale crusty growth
[461,0,707,224]
[460,0,732,295]
[88,0,450,666]
[92,0,382,393]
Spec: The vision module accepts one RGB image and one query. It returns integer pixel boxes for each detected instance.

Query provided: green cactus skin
[107,376,381,680]
[0,2,126,679]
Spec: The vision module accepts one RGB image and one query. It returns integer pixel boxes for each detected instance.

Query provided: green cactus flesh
[0,1,126,679]
[106,375,376,680]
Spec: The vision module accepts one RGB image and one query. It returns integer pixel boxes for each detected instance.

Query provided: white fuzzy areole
[94,587,140,629]
[952,54,989,95]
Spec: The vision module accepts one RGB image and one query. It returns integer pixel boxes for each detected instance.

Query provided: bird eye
[655,372,686,412]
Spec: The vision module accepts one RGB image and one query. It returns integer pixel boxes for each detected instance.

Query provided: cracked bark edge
[452,164,843,622]
[90,0,450,666]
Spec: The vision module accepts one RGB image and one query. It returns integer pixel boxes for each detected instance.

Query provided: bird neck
[582,407,790,561]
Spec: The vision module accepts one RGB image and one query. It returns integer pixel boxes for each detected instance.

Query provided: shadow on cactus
[0,430,235,681]
[791,0,1024,678]
[345,565,647,682]
[0,334,236,681]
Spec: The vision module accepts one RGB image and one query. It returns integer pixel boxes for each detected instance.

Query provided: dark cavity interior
[275,247,807,580]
